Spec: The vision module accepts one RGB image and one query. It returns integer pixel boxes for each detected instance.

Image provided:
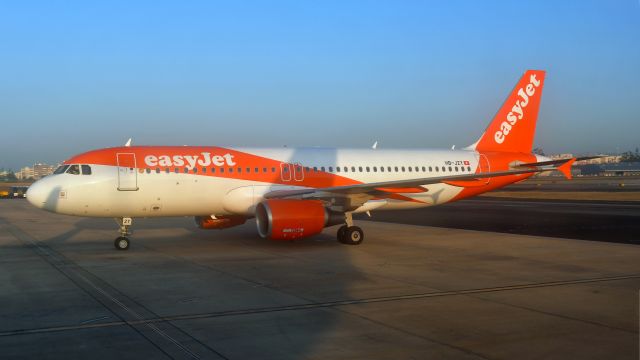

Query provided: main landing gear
[337,213,364,245]
[114,217,132,250]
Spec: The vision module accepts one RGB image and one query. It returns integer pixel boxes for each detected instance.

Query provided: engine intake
[195,215,247,230]
[255,200,343,241]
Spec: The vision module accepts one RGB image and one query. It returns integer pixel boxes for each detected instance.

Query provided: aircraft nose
[26,179,50,209]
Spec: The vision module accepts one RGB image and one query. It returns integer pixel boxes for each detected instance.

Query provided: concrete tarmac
[361,197,640,243]
[0,200,638,359]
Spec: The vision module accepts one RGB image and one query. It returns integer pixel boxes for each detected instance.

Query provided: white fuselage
[28,147,495,218]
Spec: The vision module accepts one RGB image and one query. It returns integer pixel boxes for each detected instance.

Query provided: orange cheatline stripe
[65,146,426,204]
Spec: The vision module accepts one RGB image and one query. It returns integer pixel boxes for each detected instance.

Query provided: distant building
[16,166,33,180]
[549,153,573,160]
[33,163,55,179]
[578,162,640,176]
[575,155,621,165]
[15,163,56,180]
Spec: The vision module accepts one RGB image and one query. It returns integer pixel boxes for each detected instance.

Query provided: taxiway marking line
[2,273,639,337]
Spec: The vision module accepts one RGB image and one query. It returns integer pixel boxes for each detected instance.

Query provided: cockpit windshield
[53,165,70,174]
[58,164,91,175]
[66,165,80,175]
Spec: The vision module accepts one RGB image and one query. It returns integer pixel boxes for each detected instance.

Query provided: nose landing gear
[114,217,132,250]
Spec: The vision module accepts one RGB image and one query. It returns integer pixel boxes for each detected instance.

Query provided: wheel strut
[114,217,133,250]
[337,213,363,245]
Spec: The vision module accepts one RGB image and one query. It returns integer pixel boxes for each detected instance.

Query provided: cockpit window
[66,165,80,175]
[54,165,70,174]
[81,165,92,175]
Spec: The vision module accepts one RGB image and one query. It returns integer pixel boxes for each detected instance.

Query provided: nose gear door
[116,153,139,191]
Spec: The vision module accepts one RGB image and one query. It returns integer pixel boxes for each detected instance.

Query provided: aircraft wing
[265,167,549,200]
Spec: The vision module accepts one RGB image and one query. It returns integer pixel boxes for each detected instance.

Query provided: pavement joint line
[2,273,639,338]
[2,219,229,360]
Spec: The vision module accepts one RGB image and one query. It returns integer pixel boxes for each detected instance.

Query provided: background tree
[620,147,640,162]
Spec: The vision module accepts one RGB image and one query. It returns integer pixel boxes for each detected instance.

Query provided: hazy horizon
[1,1,639,170]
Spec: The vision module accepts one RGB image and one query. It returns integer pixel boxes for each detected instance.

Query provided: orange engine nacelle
[195,215,247,230]
[255,200,343,241]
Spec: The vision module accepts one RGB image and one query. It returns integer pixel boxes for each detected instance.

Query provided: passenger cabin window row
[136,165,473,174]
[140,167,279,174]
[54,164,92,175]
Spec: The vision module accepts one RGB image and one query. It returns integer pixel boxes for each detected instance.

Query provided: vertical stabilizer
[470,70,546,153]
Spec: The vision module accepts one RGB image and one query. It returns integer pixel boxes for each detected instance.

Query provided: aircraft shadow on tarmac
[5,203,368,358]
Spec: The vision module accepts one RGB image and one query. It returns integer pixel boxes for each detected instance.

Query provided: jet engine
[255,199,343,241]
[195,215,247,229]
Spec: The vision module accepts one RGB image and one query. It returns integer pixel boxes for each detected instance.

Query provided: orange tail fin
[470,70,546,153]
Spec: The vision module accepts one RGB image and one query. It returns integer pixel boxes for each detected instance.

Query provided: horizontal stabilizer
[556,158,576,180]
[513,156,601,168]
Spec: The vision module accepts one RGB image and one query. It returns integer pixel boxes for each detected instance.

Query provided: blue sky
[1,0,639,170]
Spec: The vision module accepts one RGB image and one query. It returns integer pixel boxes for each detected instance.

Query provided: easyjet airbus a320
[27,70,582,250]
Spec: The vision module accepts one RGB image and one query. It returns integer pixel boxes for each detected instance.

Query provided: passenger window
[429,166,433,172]
[229,168,234,173]
[81,165,92,175]
[387,166,392,172]
[343,167,348,172]
[415,167,419,172]
[358,166,363,172]
[380,166,384,172]
[165,168,170,173]
[468,166,472,172]
[394,166,398,172]
[211,167,216,173]
[336,167,340,172]
[146,168,152,174]
[328,166,333,172]
[351,166,356,172]
[271,167,276,173]
[54,165,70,174]
[156,168,161,173]
[246,167,250,173]
[448,166,452,172]
[455,166,458,172]
[263,167,267,172]
[192,168,197,173]
[401,167,405,172]
[321,167,325,172]
[66,165,80,175]
[202,168,207,173]
[255,167,260,173]
[422,166,426,172]
[175,168,179,173]
[220,168,224,173]
[237,167,242,173]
